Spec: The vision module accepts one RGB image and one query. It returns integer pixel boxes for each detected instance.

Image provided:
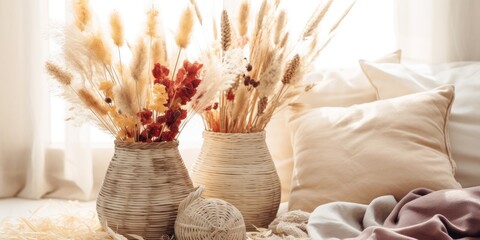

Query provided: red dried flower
[136,61,203,143]
[157,115,166,124]
[226,89,235,101]
[152,63,170,80]
[183,60,203,77]
[147,122,162,138]
[175,68,186,85]
[137,109,153,125]
[161,130,176,141]
[173,60,203,106]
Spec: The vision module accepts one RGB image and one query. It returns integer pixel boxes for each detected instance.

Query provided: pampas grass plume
[146,8,159,38]
[330,0,357,34]
[74,0,91,32]
[45,61,73,86]
[110,11,124,47]
[130,39,147,82]
[114,79,138,116]
[274,11,286,45]
[151,38,166,65]
[238,1,250,37]
[175,7,195,48]
[88,33,112,65]
[303,0,333,39]
[258,63,282,97]
[78,88,109,115]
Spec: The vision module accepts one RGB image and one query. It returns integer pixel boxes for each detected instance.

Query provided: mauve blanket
[307,187,480,240]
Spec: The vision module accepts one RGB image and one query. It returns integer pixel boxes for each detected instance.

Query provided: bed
[265,51,480,239]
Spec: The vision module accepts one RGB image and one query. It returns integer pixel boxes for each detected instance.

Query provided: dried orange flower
[149,84,168,113]
[99,81,114,98]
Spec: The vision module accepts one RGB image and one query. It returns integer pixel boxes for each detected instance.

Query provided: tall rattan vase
[191,131,281,231]
[96,140,193,239]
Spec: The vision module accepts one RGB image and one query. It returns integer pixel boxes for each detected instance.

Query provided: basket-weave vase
[191,131,281,231]
[96,140,193,239]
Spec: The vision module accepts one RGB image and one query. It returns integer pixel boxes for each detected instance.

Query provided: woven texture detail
[175,186,246,240]
[192,131,281,231]
[96,140,193,239]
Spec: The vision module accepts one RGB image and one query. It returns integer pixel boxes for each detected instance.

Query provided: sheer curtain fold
[0,0,46,199]
[0,0,99,201]
[395,0,480,64]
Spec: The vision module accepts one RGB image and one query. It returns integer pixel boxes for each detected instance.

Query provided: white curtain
[395,0,480,64]
[0,0,48,198]
[0,0,107,201]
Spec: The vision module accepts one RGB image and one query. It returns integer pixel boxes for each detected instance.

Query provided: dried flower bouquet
[190,0,356,133]
[46,0,202,142]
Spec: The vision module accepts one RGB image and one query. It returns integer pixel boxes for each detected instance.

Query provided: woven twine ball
[175,186,246,240]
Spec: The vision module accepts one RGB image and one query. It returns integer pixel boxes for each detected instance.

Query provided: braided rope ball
[175,186,246,240]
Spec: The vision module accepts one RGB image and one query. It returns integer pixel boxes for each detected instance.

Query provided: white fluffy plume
[191,49,246,113]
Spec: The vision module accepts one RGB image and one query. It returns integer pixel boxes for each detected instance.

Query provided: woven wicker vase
[96,140,193,239]
[191,131,281,231]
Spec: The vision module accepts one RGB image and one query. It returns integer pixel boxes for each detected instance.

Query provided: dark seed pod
[246,63,252,72]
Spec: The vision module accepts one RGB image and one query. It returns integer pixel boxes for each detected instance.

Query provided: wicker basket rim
[203,130,266,137]
[114,140,179,149]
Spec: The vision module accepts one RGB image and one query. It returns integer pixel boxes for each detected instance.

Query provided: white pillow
[266,50,402,202]
[361,61,480,187]
[288,86,461,212]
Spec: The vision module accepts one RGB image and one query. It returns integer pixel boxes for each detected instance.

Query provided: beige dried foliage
[110,11,124,47]
[255,0,268,34]
[238,1,250,37]
[191,0,355,133]
[258,60,282,98]
[251,0,268,46]
[330,0,357,34]
[282,55,300,85]
[221,10,232,52]
[274,11,286,45]
[78,88,109,116]
[288,102,308,113]
[257,96,268,116]
[113,78,138,117]
[0,203,142,239]
[73,0,91,32]
[151,37,167,65]
[189,0,203,25]
[130,39,147,82]
[45,61,73,86]
[231,85,249,123]
[279,32,289,49]
[302,0,334,39]
[88,33,112,65]
[146,8,159,38]
[175,7,195,48]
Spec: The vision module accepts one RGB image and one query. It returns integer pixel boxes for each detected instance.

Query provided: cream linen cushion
[360,61,480,187]
[287,85,461,212]
[267,50,401,202]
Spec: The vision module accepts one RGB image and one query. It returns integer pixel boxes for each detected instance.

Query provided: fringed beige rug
[0,202,310,240]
